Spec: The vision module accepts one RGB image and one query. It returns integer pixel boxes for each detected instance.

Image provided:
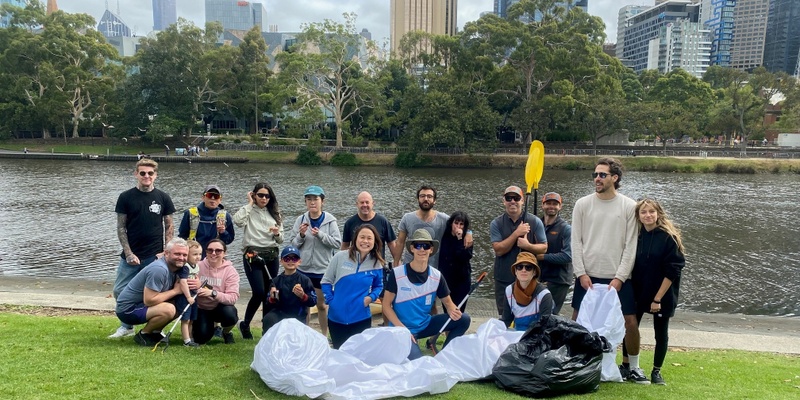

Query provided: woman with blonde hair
[621,198,685,385]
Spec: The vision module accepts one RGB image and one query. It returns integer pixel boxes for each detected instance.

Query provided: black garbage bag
[492,315,610,398]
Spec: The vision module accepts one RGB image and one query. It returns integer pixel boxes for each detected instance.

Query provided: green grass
[1,310,799,399]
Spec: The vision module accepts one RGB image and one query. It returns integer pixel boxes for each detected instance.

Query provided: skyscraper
[616,5,649,60]
[0,0,27,28]
[698,0,736,67]
[205,0,267,32]
[762,0,800,74]
[153,0,177,31]
[47,0,58,15]
[98,9,132,38]
[390,0,457,56]
[730,0,769,71]
[494,0,588,20]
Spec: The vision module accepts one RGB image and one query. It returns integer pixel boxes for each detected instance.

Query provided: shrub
[296,147,322,165]
[395,151,430,168]
[330,152,359,166]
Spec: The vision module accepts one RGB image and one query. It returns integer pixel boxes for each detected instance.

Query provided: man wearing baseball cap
[537,192,572,315]
[490,185,547,316]
[178,185,235,257]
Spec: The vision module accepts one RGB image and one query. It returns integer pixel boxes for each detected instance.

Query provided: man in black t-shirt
[109,159,176,339]
[340,191,398,260]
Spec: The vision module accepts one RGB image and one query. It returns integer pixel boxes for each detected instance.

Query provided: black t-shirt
[385,264,450,299]
[115,187,175,259]
[342,213,397,258]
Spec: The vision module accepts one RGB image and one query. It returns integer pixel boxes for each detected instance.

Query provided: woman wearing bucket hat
[382,228,471,360]
[501,251,553,332]
[287,185,342,337]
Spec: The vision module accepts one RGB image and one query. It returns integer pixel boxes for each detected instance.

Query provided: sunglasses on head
[412,242,432,250]
[282,255,300,262]
[255,193,270,199]
[515,264,536,271]
[138,171,155,176]
[504,194,522,202]
[207,248,225,254]
[204,192,221,200]
[592,172,610,179]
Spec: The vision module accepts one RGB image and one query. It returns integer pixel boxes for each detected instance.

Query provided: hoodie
[196,258,240,310]
[321,250,384,325]
[631,226,685,317]
[287,211,342,275]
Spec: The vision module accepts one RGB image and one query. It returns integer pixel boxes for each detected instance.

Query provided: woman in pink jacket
[193,239,240,344]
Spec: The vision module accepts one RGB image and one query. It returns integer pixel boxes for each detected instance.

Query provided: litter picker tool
[152,279,208,353]
[438,271,488,334]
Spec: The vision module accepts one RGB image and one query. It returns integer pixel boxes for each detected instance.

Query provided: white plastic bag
[434,318,524,381]
[339,326,411,365]
[576,283,626,382]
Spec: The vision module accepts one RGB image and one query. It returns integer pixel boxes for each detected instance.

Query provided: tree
[276,13,379,148]
[224,27,272,134]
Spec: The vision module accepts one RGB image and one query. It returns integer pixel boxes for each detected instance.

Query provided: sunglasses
[282,255,300,262]
[138,171,155,176]
[255,193,270,199]
[504,195,522,202]
[204,192,221,200]
[412,243,432,250]
[592,172,610,179]
[515,264,536,271]
[207,248,225,254]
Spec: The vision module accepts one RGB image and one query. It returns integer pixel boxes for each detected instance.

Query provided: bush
[330,152,359,166]
[296,147,322,165]
[395,151,430,168]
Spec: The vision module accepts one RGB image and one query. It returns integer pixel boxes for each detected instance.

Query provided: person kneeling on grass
[382,229,471,360]
[114,238,189,347]
[190,239,240,345]
[262,246,317,334]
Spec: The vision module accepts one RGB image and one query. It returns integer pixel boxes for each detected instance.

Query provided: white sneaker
[108,326,135,338]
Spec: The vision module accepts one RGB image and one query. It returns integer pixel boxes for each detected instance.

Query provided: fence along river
[1,159,798,316]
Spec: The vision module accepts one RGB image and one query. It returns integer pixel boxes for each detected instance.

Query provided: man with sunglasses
[110,159,176,339]
[571,158,643,383]
[178,185,235,257]
[490,186,547,316]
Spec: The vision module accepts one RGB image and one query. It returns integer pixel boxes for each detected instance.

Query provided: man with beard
[341,191,398,260]
[536,192,572,315]
[490,186,547,316]
[571,158,643,383]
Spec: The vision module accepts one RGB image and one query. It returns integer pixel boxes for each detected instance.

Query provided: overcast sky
[59,0,656,44]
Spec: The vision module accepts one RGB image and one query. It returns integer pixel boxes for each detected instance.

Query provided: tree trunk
[335,114,344,148]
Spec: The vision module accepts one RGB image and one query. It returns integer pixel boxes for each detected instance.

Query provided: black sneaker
[619,364,630,381]
[628,367,651,384]
[223,331,235,344]
[183,340,200,348]
[214,326,223,338]
[238,321,253,340]
[651,370,666,385]
[134,330,157,347]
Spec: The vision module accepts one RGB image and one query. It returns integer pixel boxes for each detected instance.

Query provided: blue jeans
[113,255,157,329]
[408,313,471,360]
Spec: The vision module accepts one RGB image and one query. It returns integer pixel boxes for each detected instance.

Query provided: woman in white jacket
[287,185,341,337]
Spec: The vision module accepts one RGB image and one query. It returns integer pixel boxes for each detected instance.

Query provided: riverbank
[2,143,800,173]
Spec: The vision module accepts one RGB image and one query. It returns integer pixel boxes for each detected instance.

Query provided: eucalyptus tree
[223,27,272,134]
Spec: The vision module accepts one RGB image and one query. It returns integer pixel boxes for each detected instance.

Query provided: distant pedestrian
[23,147,28,154]
[165,144,170,156]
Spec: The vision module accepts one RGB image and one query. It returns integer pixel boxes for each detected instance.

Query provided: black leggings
[193,304,239,344]
[242,252,279,326]
[622,312,671,368]
[329,318,372,349]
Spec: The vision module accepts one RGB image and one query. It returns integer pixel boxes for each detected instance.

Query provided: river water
[1,159,798,316]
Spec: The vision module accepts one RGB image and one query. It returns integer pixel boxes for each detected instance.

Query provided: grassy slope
[1,312,798,399]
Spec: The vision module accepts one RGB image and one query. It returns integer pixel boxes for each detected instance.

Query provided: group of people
[107,157,685,383]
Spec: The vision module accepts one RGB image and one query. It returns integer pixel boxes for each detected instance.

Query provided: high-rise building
[0,0,27,28]
[47,0,58,15]
[616,5,649,60]
[762,0,800,74]
[698,0,735,67]
[620,1,711,78]
[494,0,588,21]
[152,0,177,31]
[729,0,769,71]
[98,9,132,38]
[205,0,267,32]
[390,0,457,56]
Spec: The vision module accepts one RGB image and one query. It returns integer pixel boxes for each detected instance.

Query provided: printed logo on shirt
[400,287,411,292]
[149,201,162,215]
[425,295,432,305]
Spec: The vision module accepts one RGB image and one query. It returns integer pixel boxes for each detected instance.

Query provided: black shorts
[571,276,635,315]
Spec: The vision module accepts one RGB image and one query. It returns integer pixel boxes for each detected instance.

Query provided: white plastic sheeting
[576,283,626,382]
[252,318,524,399]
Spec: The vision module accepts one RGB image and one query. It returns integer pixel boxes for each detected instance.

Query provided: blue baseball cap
[304,185,325,198]
[280,246,301,259]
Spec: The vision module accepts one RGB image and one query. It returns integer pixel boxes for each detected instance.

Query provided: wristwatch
[211,290,218,298]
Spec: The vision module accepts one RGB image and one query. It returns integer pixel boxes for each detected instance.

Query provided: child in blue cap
[262,246,318,335]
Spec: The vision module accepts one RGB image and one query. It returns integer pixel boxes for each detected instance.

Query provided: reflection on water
[1,159,798,316]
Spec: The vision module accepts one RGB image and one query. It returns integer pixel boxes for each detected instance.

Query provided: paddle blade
[525,140,545,193]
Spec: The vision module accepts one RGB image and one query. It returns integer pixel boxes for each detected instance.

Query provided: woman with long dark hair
[321,224,385,348]
[437,211,474,312]
[232,182,283,339]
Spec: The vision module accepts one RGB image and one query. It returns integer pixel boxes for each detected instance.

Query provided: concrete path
[2,276,799,354]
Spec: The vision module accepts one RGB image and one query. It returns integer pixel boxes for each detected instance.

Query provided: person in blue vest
[382,229,471,360]
[501,252,553,331]
[178,185,235,256]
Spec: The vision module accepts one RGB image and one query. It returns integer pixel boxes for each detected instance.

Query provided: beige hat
[511,251,541,278]
[405,229,439,256]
